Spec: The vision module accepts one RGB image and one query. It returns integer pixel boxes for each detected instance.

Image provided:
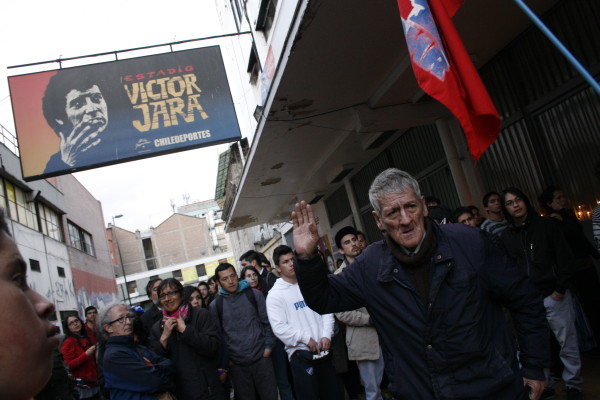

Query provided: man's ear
[372,210,384,232]
[104,324,113,335]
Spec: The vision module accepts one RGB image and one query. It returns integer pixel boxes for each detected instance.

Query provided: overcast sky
[0,0,254,232]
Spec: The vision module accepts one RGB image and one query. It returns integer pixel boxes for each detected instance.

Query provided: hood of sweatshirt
[219,278,251,296]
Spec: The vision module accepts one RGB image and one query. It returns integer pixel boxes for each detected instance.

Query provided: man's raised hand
[292,201,320,258]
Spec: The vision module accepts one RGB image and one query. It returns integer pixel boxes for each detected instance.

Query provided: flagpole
[512,0,600,96]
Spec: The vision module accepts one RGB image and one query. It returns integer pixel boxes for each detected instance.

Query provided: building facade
[222,0,600,250]
[110,211,237,305]
[0,123,118,326]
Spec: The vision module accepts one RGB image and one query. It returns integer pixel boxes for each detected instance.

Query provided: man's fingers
[300,200,310,223]
[80,138,101,153]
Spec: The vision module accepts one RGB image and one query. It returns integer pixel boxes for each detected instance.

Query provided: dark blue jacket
[296,223,549,400]
[102,336,175,400]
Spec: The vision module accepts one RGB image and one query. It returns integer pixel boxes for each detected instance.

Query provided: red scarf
[162,303,190,322]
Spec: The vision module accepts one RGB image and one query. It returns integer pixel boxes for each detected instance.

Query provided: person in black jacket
[291,169,549,400]
[539,186,600,344]
[149,278,223,400]
[140,279,162,345]
[500,187,583,399]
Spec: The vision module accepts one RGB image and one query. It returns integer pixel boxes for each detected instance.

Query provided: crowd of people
[4,167,600,400]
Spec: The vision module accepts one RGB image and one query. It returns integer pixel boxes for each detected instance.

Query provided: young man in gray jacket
[210,263,278,400]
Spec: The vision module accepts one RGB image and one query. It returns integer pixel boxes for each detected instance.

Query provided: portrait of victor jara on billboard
[9,46,242,181]
[41,72,113,173]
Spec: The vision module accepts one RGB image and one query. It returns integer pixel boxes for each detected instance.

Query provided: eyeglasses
[68,319,81,326]
[158,290,181,300]
[108,314,135,325]
[504,197,523,207]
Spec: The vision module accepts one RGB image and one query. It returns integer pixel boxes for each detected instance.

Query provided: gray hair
[96,302,126,341]
[368,168,422,215]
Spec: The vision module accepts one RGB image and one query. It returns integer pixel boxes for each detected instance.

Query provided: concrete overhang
[227,0,559,230]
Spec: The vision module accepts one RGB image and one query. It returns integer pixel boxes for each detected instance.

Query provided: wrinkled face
[504,192,528,222]
[243,270,259,288]
[356,234,367,250]
[549,190,569,212]
[104,305,134,337]
[0,232,58,399]
[67,316,83,335]
[188,291,202,308]
[338,234,361,259]
[218,267,239,294]
[276,253,296,282]
[372,190,428,250]
[86,308,97,324]
[64,85,108,131]
[159,285,183,313]
[65,85,108,131]
[457,212,476,227]
[485,194,502,214]
[198,285,209,299]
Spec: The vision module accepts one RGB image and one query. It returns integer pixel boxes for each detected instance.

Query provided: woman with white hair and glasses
[98,303,175,400]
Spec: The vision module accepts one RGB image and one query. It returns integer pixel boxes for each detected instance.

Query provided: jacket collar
[376,221,453,283]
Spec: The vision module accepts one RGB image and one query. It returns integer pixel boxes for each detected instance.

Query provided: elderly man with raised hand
[99,303,175,400]
[292,168,550,400]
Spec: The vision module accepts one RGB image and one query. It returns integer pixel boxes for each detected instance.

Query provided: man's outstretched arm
[293,201,364,314]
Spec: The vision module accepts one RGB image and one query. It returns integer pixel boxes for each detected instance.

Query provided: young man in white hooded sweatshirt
[266,245,342,400]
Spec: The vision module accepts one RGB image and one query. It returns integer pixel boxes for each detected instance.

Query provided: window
[247,46,261,86]
[126,281,138,295]
[196,264,206,277]
[67,221,95,256]
[142,238,157,270]
[39,204,63,242]
[256,0,278,38]
[57,266,65,277]
[5,182,38,230]
[30,259,41,272]
[172,270,183,281]
[0,177,6,212]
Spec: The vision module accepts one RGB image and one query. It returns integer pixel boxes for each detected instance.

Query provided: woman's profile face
[67,316,82,335]
[160,285,183,313]
[0,232,58,399]
[244,270,259,288]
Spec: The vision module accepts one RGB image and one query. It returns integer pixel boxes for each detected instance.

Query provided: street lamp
[112,214,124,226]
[111,214,131,306]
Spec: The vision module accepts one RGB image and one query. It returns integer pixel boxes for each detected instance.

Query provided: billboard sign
[8,46,242,181]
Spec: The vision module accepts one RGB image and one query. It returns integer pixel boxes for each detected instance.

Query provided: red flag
[397,0,500,160]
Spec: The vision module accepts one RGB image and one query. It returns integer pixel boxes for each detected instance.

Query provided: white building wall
[10,222,77,317]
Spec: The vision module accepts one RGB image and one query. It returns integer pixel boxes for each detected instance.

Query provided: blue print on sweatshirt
[294,300,307,310]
